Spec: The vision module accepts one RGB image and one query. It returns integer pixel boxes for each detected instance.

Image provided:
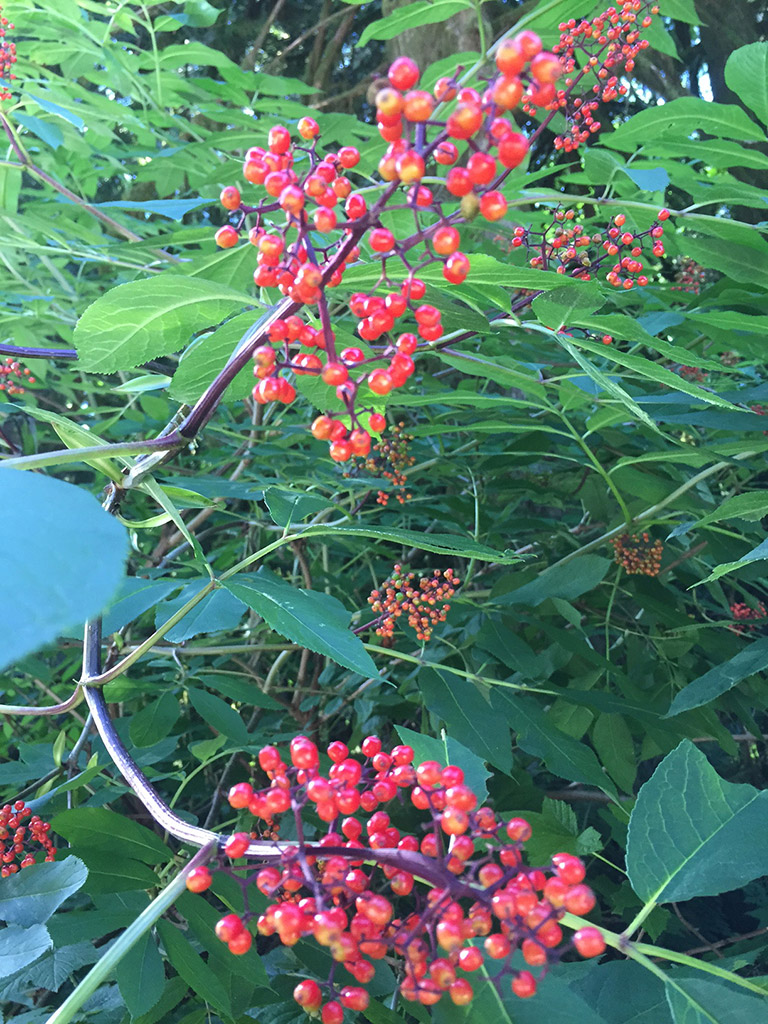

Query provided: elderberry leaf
[74,276,252,373]
[116,931,166,1019]
[665,974,768,1024]
[223,568,378,677]
[665,637,768,717]
[357,0,474,48]
[0,924,52,980]
[0,471,129,672]
[626,740,768,903]
[0,858,88,927]
[725,42,768,128]
[50,808,171,866]
[570,959,672,1024]
[605,97,765,152]
[156,919,232,1017]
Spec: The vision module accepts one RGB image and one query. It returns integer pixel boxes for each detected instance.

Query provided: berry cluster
[612,532,663,576]
[508,208,667,289]
[186,737,604,1018]
[366,420,415,506]
[1,801,55,876]
[672,257,707,294]
[368,565,459,642]
[546,1,660,152]
[678,365,707,383]
[729,601,766,635]
[0,6,15,102]
[0,357,35,394]
[213,37,562,462]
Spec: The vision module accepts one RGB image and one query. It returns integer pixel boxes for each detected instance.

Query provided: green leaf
[665,974,768,1024]
[661,0,699,22]
[169,311,259,403]
[418,668,512,773]
[395,726,492,801]
[681,235,768,290]
[0,924,52,979]
[570,960,671,1023]
[101,578,181,635]
[357,0,474,47]
[129,691,180,748]
[697,537,768,584]
[15,112,64,149]
[495,692,617,798]
[532,282,602,329]
[154,582,246,643]
[264,487,333,528]
[224,568,378,677]
[0,472,128,671]
[74,276,251,372]
[665,638,768,717]
[187,687,250,745]
[156,919,231,1017]
[0,858,88,927]
[25,941,98,993]
[626,740,768,904]
[299,524,521,563]
[496,555,611,606]
[592,713,637,793]
[605,98,765,151]
[116,931,166,1019]
[725,42,768,127]
[691,491,768,528]
[50,809,172,866]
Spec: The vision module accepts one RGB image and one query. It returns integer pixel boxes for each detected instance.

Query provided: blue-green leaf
[0,858,88,927]
[626,741,768,903]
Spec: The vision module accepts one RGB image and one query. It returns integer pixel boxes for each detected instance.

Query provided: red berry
[573,927,606,958]
[497,133,529,169]
[322,1001,344,1024]
[511,971,537,999]
[186,866,212,893]
[294,979,323,1011]
[340,987,369,1011]
[369,227,395,252]
[443,252,470,284]
[224,832,250,859]
[220,186,241,210]
[388,57,420,91]
[214,225,238,248]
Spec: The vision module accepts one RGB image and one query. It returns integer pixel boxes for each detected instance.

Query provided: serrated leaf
[224,568,377,677]
[299,524,522,563]
[156,919,231,1016]
[0,924,52,979]
[187,687,250,745]
[418,669,512,773]
[116,931,166,1018]
[154,581,246,643]
[74,276,251,372]
[129,691,180,748]
[169,310,260,403]
[626,740,768,904]
[606,97,765,151]
[395,726,491,801]
[665,637,768,717]
[665,974,768,1024]
[496,555,611,606]
[264,487,333,528]
[0,858,88,927]
[0,472,128,671]
[50,808,171,865]
[495,692,617,798]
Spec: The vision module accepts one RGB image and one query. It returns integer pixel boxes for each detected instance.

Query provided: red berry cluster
[0,6,15,102]
[611,532,663,576]
[186,737,604,1018]
[213,39,562,462]
[368,565,459,642]
[508,208,667,288]
[1,801,55,876]
[729,601,766,635]
[671,257,707,294]
[678,365,707,383]
[365,420,415,506]
[546,1,660,152]
[0,357,35,394]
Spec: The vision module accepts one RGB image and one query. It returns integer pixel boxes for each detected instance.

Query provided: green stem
[84,579,217,686]
[0,439,182,472]
[46,842,216,1024]
[560,913,767,998]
